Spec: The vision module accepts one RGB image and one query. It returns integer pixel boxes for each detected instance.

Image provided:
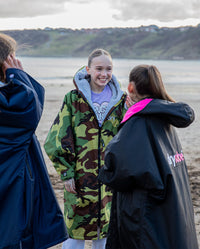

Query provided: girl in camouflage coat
[44,49,127,249]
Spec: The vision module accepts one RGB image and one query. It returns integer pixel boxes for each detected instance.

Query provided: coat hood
[122,98,195,128]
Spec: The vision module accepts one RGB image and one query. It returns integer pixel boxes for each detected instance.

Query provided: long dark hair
[129,64,174,102]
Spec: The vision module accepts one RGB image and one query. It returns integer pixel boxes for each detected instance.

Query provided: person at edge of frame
[0,33,68,249]
[99,64,199,249]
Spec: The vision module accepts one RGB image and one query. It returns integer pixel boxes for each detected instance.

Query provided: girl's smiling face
[86,54,113,93]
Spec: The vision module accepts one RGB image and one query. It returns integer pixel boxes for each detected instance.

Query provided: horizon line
[1,23,200,32]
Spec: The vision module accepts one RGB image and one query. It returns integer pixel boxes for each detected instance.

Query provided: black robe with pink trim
[99,98,198,249]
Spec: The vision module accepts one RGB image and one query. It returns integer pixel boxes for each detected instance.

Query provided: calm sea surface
[20,57,200,88]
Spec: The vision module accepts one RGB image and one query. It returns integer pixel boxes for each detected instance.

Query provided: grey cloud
[1,0,199,21]
[0,0,67,18]
[110,0,200,22]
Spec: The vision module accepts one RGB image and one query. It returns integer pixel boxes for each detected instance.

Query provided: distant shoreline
[2,26,200,60]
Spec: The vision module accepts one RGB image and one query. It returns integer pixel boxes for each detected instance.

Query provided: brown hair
[129,64,174,102]
[0,33,17,81]
[88,48,112,67]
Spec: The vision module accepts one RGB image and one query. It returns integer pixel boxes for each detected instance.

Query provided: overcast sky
[0,0,199,30]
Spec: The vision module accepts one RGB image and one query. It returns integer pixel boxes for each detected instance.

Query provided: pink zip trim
[121,98,153,123]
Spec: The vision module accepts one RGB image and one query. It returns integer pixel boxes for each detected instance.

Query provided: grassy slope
[2,26,200,59]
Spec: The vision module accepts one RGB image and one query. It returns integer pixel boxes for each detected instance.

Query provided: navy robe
[0,68,68,249]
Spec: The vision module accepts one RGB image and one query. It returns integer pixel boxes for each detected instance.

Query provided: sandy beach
[36,81,200,249]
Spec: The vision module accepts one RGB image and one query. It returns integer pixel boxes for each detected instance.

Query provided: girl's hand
[125,94,135,108]
[2,54,23,74]
[64,178,77,194]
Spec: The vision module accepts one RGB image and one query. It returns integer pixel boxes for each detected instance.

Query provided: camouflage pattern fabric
[44,68,127,240]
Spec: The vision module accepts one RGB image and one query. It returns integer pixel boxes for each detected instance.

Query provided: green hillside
[2,25,200,60]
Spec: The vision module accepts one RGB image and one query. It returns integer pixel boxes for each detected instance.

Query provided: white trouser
[62,238,106,249]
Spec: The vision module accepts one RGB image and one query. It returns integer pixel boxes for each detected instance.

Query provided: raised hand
[2,54,23,74]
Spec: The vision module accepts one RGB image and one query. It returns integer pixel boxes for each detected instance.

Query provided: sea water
[19,57,200,88]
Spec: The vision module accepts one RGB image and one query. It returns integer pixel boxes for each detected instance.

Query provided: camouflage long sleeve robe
[44,67,127,240]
